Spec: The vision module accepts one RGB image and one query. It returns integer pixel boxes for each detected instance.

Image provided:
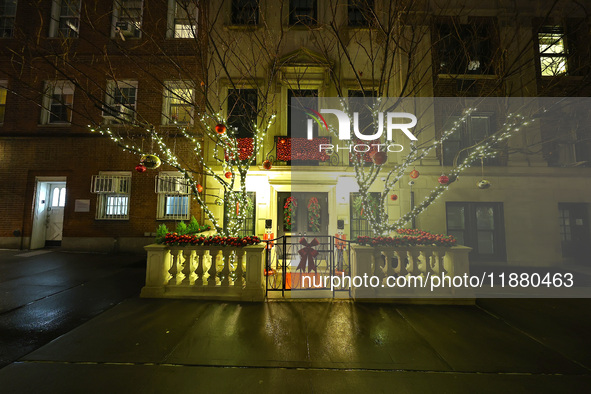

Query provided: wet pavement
[0,249,590,392]
[0,249,146,368]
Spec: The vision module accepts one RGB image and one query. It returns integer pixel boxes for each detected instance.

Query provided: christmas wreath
[284,196,297,231]
[307,197,321,233]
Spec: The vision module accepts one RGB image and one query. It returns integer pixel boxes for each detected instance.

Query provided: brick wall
[0,136,203,240]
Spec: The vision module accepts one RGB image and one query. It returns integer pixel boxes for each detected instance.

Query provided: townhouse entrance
[31,177,67,249]
[264,234,352,298]
[276,192,328,237]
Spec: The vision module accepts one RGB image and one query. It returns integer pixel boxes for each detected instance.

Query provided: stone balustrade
[141,243,266,301]
[351,244,473,301]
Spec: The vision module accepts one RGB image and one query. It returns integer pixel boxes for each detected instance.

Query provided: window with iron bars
[224,192,256,237]
[349,192,380,239]
[156,172,191,220]
[91,172,131,220]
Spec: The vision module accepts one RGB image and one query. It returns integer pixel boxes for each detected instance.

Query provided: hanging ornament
[438,175,450,185]
[477,158,490,189]
[215,124,227,134]
[224,171,232,179]
[135,164,147,173]
[140,154,161,169]
[477,179,491,189]
[409,169,420,179]
[370,151,387,165]
[390,194,398,201]
[196,184,203,193]
[262,160,272,170]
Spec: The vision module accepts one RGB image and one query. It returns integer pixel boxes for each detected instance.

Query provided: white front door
[46,184,66,241]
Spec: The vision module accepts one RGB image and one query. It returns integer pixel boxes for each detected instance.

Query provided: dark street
[0,250,590,392]
[0,250,146,368]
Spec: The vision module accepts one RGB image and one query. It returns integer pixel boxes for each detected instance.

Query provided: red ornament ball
[135,164,147,173]
[224,171,232,179]
[263,160,272,170]
[215,124,227,134]
[196,184,203,193]
[438,175,450,185]
[410,169,420,179]
[390,194,398,201]
[370,151,387,165]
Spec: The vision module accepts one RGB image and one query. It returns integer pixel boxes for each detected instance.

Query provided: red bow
[297,237,319,273]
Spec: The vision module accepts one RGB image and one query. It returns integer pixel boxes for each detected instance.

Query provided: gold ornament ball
[140,154,161,169]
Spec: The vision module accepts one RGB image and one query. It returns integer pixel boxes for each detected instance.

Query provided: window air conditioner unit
[115,21,138,37]
[102,104,133,121]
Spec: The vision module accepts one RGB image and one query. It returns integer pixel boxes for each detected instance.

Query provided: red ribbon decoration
[297,237,319,273]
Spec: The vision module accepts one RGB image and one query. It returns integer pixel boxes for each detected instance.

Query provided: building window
[348,0,373,27]
[538,26,567,76]
[113,0,143,39]
[289,0,317,26]
[442,113,496,166]
[446,202,506,262]
[102,80,137,124]
[49,0,81,38]
[156,172,191,220]
[51,186,66,207]
[0,81,7,123]
[91,172,131,220]
[231,0,258,26]
[163,81,194,125]
[41,80,74,124]
[287,89,318,138]
[435,19,495,75]
[167,0,198,38]
[350,192,379,239]
[0,0,17,38]
[227,89,257,138]
[224,192,256,237]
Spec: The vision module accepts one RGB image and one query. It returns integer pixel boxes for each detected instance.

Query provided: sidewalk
[1,297,590,393]
[1,249,590,392]
[0,249,146,368]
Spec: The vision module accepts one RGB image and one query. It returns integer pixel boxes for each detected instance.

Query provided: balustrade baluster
[207,249,218,286]
[234,249,246,287]
[394,249,408,276]
[221,249,232,286]
[168,249,183,285]
[181,250,194,285]
[194,249,205,286]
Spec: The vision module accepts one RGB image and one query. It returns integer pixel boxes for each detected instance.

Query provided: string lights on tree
[90,109,277,237]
